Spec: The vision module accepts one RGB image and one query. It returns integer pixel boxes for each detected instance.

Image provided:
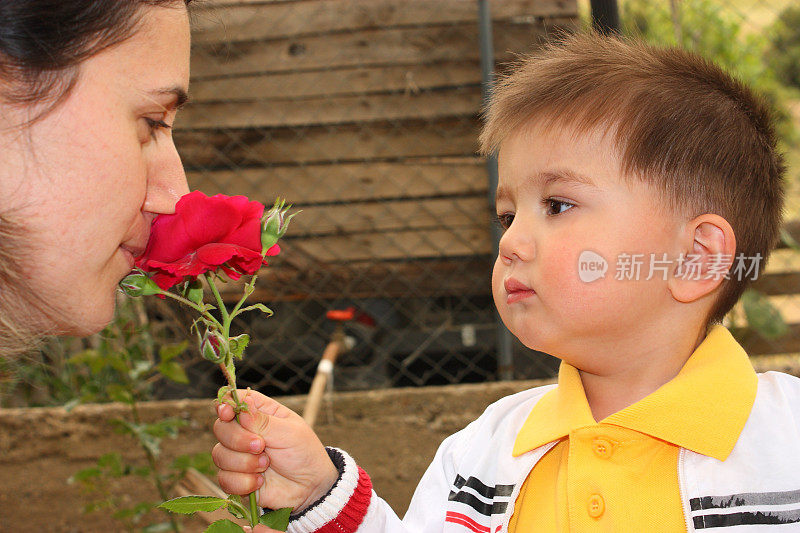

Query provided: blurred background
[4,0,800,405]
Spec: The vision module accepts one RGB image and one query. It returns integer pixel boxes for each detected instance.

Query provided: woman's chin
[51,294,117,337]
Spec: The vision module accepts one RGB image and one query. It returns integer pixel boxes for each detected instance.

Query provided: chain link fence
[146,0,579,399]
[6,0,800,406]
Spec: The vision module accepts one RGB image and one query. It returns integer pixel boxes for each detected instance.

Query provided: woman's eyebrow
[149,86,190,110]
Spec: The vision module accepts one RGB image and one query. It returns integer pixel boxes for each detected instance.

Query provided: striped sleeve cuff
[286,447,372,533]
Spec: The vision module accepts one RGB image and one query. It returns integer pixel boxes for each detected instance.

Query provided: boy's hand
[212,389,339,513]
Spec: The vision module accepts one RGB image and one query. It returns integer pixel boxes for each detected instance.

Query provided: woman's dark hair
[0,0,192,120]
[0,0,192,359]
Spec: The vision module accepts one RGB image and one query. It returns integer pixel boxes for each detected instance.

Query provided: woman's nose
[142,141,190,215]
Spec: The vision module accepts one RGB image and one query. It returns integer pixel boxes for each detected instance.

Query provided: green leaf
[780,228,800,251]
[145,418,187,439]
[142,522,176,533]
[229,334,250,360]
[238,303,273,317]
[172,452,215,476]
[158,360,189,384]
[226,504,245,520]
[184,279,205,305]
[217,385,234,405]
[742,289,789,340]
[130,360,154,381]
[69,466,102,483]
[139,431,162,459]
[106,383,134,404]
[97,452,126,477]
[204,519,245,533]
[159,341,188,363]
[259,507,292,530]
[159,495,229,515]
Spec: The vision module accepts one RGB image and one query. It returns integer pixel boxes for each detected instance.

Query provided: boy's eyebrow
[538,169,597,188]
[149,86,190,110]
[494,168,597,209]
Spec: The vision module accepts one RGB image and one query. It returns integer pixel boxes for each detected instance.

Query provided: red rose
[135,191,279,291]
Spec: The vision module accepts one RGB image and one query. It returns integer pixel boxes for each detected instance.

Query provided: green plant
[618,0,797,145]
[766,4,800,92]
[123,196,297,532]
[66,295,211,532]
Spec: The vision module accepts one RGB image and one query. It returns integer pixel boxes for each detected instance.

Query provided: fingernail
[258,454,268,469]
[250,439,262,453]
[217,405,223,416]
[257,475,265,487]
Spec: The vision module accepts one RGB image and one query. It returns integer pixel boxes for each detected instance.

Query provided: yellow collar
[513,325,757,461]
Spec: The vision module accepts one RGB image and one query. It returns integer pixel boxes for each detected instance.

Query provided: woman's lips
[504,278,536,303]
[120,247,136,270]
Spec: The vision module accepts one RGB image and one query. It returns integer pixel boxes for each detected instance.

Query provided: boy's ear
[668,214,737,303]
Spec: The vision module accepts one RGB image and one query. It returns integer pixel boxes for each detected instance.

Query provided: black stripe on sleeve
[447,491,509,516]
[691,489,800,511]
[451,475,514,499]
[694,509,800,529]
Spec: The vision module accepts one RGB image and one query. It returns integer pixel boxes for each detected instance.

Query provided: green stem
[158,290,223,331]
[131,400,181,533]
[250,491,260,527]
[229,274,258,320]
[210,278,260,529]
[206,273,230,326]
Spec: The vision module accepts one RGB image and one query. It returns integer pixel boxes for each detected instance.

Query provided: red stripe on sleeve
[315,466,373,533]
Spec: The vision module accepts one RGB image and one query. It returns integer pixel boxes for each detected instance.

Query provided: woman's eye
[494,213,515,229]
[542,198,574,216]
[143,117,172,141]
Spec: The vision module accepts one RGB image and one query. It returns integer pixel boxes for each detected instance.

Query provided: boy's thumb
[237,404,272,438]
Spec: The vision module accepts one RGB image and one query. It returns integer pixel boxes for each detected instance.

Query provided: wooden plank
[732,323,800,356]
[187,158,487,203]
[192,0,578,44]
[752,271,800,296]
[287,197,490,236]
[190,22,560,79]
[189,61,482,102]
[179,89,481,129]
[283,226,492,262]
[215,258,493,303]
[174,117,481,168]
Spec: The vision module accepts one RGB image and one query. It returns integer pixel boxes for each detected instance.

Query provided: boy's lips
[504,278,536,303]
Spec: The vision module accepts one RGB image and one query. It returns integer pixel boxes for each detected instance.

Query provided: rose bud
[261,198,298,252]
[200,329,229,363]
[119,272,163,297]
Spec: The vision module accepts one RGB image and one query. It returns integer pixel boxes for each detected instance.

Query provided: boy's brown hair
[480,30,787,329]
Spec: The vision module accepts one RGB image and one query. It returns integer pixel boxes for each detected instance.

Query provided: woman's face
[0,5,191,336]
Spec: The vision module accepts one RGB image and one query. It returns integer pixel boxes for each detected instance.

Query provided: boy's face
[492,121,685,372]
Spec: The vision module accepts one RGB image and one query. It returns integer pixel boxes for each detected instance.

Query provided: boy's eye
[494,213,515,230]
[542,198,574,216]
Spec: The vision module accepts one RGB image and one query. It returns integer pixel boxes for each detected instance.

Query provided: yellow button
[592,438,614,459]
[587,494,605,518]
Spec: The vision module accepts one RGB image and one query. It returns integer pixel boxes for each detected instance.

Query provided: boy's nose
[498,222,535,263]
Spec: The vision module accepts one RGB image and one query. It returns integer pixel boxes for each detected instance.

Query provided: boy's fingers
[216,402,235,422]
[213,418,265,453]
[212,443,269,473]
[217,469,264,496]
[218,389,285,417]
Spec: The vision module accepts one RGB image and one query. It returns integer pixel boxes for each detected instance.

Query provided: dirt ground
[0,379,550,532]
